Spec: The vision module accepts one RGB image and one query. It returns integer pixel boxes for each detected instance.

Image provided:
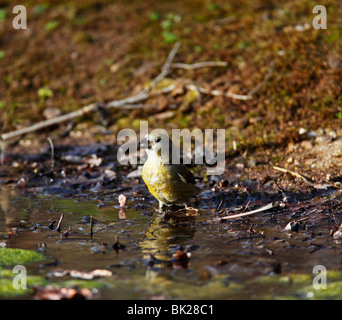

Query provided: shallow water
[1,186,342,300]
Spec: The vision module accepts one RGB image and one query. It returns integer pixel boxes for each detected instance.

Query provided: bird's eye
[155,137,161,143]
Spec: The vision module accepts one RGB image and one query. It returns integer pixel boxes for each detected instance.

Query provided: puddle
[1,186,342,300]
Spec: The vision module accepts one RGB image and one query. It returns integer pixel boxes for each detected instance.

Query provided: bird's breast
[141,160,197,204]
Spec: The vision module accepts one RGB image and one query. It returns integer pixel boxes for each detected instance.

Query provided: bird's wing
[177,165,196,185]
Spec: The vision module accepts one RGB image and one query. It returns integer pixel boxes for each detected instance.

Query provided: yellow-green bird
[139,132,199,211]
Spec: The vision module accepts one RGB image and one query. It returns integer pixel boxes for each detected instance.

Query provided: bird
[138,132,199,212]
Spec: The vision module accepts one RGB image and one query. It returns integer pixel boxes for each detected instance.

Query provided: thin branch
[217,16,238,25]
[171,61,227,70]
[47,137,55,171]
[103,43,181,109]
[56,213,64,233]
[220,202,274,220]
[113,104,157,109]
[152,81,253,101]
[152,60,272,101]
[148,42,181,90]
[195,86,252,101]
[1,103,99,141]
[90,215,94,239]
[273,166,311,183]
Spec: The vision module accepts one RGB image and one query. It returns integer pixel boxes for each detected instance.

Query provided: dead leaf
[16,177,26,188]
[332,224,342,240]
[86,154,102,167]
[48,268,112,280]
[171,249,191,269]
[118,194,126,207]
[33,286,95,300]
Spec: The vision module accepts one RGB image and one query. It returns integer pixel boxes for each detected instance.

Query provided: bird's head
[138,132,177,163]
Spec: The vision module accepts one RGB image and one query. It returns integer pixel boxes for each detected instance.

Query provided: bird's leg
[158,201,165,213]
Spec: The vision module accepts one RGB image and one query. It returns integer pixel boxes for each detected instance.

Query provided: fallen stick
[220,202,274,220]
[273,166,311,182]
[46,137,55,171]
[196,86,252,100]
[90,215,93,239]
[171,61,227,70]
[152,81,253,101]
[147,41,181,91]
[56,213,64,233]
[1,103,99,141]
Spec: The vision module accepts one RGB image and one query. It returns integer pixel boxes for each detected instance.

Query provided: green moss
[0,270,106,298]
[0,50,6,60]
[252,273,312,287]
[38,87,53,102]
[32,4,49,16]
[302,281,342,300]
[0,9,6,22]
[0,270,47,297]
[149,11,160,22]
[0,248,46,268]
[0,278,26,297]
[62,279,108,290]
[326,30,340,44]
[44,20,59,31]
[162,31,178,44]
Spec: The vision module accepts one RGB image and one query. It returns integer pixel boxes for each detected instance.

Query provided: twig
[147,42,181,90]
[273,166,311,183]
[217,16,238,25]
[195,86,252,101]
[47,137,55,171]
[56,213,64,233]
[152,80,253,101]
[180,60,273,101]
[108,42,181,109]
[221,202,274,220]
[114,104,157,109]
[106,43,181,108]
[215,199,223,211]
[0,140,5,165]
[0,102,157,141]
[171,61,227,70]
[241,198,252,213]
[90,215,93,239]
[0,103,99,141]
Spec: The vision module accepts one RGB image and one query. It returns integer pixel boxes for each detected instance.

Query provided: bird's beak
[137,136,149,150]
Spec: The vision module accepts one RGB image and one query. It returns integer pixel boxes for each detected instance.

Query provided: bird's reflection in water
[139,208,197,270]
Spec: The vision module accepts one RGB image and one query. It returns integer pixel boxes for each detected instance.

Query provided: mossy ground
[0,247,46,268]
[0,0,341,155]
